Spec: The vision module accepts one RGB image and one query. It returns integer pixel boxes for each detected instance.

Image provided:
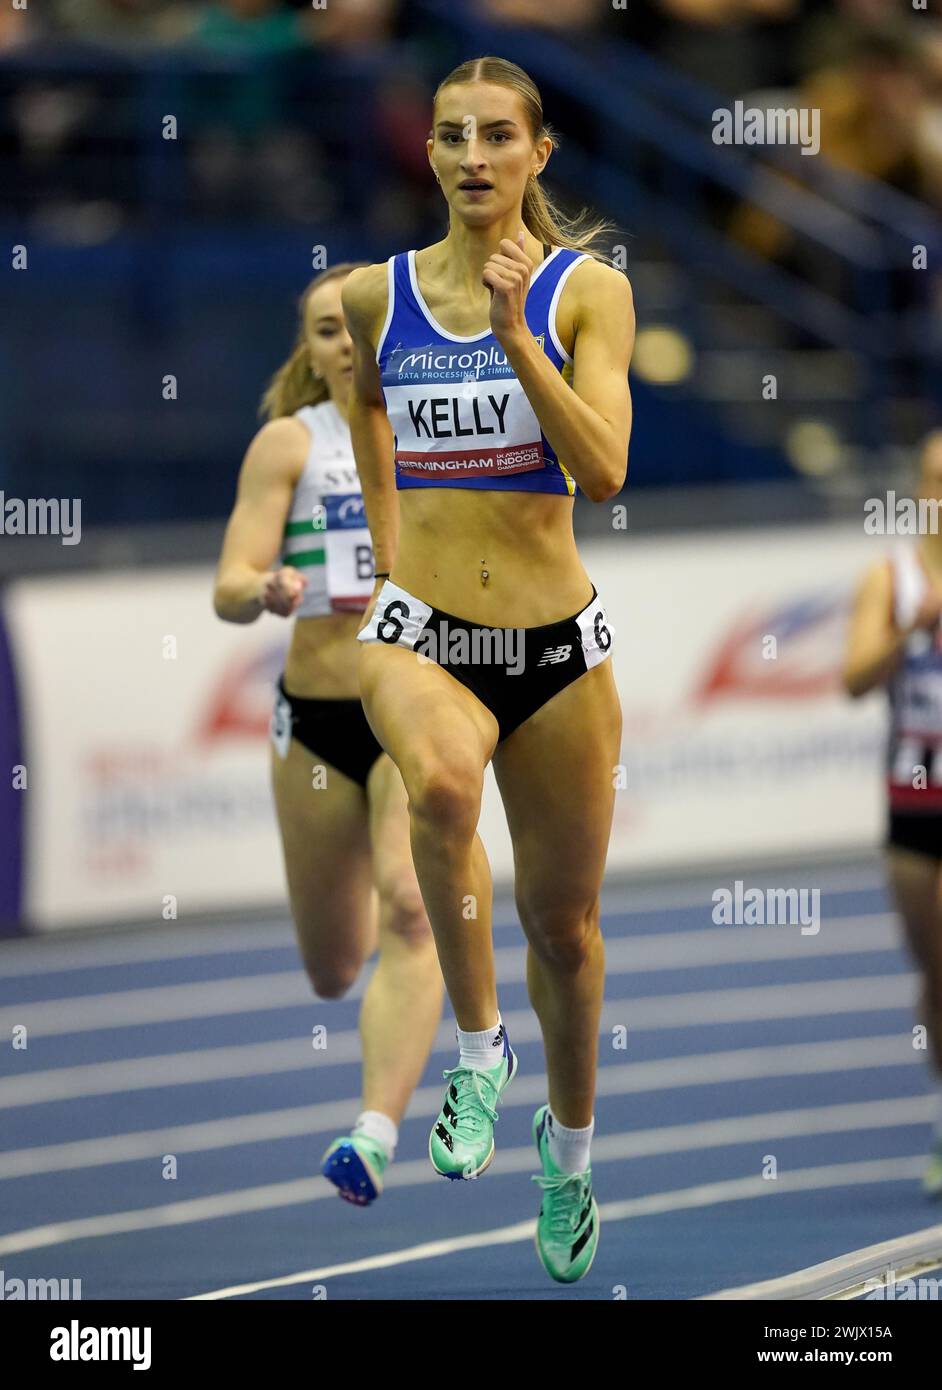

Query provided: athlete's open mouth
[458,181,493,191]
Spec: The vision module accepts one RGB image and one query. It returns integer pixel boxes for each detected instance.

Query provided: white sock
[456,1015,505,1071]
[546,1109,594,1175]
[351,1110,398,1161]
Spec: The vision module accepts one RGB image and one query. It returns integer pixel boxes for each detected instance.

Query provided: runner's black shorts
[887,809,942,862]
[357,578,615,742]
[270,676,383,788]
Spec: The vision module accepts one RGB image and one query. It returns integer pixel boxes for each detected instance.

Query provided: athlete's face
[428,83,550,224]
[919,435,942,505]
[303,276,354,406]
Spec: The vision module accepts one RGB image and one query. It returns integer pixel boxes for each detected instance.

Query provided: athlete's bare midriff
[284,612,362,699]
[392,486,593,627]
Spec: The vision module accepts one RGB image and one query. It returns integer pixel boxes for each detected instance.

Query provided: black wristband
[374,571,390,579]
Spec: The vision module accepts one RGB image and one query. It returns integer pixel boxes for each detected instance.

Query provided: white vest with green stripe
[284,400,373,618]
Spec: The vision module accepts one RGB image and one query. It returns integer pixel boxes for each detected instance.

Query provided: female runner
[214,265,443,1206]
[844,430,942,1197]
[342,56,634,1282]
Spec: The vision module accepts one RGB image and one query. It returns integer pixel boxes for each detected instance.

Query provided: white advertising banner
[575,524,887,870]
[7,567,291,930]
[5,524,888,930]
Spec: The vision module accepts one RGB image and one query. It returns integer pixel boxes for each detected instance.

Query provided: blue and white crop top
[281,400,373,618]
[375,244,590,495]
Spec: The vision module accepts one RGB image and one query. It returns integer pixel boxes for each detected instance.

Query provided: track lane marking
[0,1109,932,1256]
[185,1157,929,1300]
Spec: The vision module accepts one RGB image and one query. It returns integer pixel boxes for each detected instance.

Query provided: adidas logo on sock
[492,1024,505,1048]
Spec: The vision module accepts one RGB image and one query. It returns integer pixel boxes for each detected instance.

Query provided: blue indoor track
[1,861,940,1300]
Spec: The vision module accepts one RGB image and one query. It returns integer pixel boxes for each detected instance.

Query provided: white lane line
[0,922,296,980]
[0,1099,933,1255]
[0,915,904,1039]
[0,973,919,1108]
[0,908,517,980]
[453,914,901,984]
[0,976,917,1110]
[703,1222,942,1300]
[0,971,311,1038]
[186,1156,926,1300]
[0,872,887,978]
[597,869,886,917]
[2,911,898,1006]
[0,1034,923,1178]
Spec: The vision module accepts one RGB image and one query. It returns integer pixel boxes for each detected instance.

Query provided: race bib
[357,580,434,649]
[270,688,294,760]
[323,494,374,612]
[576,593,615,669]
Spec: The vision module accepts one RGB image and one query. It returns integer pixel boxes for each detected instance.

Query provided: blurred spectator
[300,0,398,50]
[177,1,321,222]
[658,0,798,21]
[623,0,804,92]
[796,0,913,73]
[182,0,310,56]
[369,66,441,238]
[52,0,190,46]
[0,1,44,50]
[803,30,939,196]
[917,28,942,209]
[728,23,942,268]
[181,0,397,54]
[479,0,600,31]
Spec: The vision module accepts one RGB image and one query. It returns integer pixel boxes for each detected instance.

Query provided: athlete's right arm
[213,417,308,624]
[841,560,940,698]
[341,265,398,582]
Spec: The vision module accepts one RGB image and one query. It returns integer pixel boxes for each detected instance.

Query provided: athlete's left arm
[497,256,634,502]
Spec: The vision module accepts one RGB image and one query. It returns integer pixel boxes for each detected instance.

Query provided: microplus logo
[0,492,81,545]
[50,1321,151,1370]
[398,345,509,375]
[712,101,820,156]
[0,1270,81,1299]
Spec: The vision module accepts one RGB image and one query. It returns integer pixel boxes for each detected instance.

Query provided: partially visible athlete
[843,430,942,1196]
[214,266,443,1206]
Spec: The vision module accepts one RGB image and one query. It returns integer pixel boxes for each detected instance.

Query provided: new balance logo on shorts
[537,645,573,667]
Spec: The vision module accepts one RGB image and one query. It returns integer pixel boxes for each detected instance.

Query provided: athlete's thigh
[886,845,941,974]
[492,660,622,915]
[358,642,498,787]
[270,737,375,977]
